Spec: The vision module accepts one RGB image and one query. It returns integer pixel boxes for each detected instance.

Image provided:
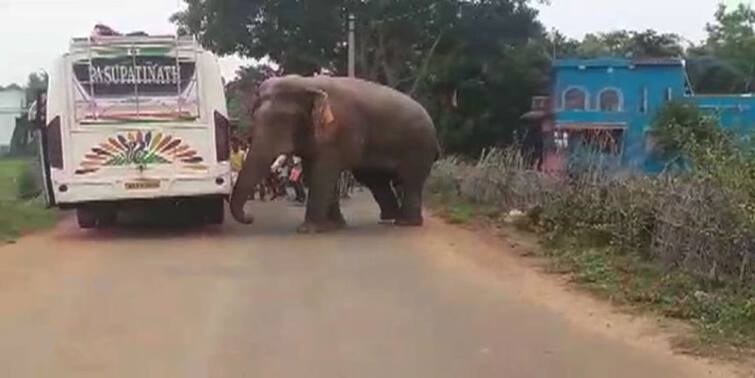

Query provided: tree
[542,29,580,58]
[626,30,685,58]
[24,72,48,103]
[685,55,744,94]
[688,3,755,93]
[172,0,462,90]
[172,0,344,76]
[551,29,685,59]
[423,0,548,155]
[225,62,280,132]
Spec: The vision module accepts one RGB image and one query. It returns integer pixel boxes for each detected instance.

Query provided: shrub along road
[0,193,745,377]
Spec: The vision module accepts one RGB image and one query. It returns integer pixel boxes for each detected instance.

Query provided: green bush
[17,160,43,200]
[0,159,54,242]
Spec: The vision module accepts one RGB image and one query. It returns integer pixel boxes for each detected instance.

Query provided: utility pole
[348,13,356,77]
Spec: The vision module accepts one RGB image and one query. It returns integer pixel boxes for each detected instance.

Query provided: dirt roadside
[422,212,755,378]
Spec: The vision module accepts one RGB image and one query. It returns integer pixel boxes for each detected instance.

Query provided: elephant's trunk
[230,146,276,224]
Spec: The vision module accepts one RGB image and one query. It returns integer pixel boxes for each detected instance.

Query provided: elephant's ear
[309,89,337,143]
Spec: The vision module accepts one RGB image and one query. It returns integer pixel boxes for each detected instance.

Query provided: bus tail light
[214,111,230,162]
[46,116,63,169]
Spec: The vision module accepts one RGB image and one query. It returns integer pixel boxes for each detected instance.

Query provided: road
[0,193,742,377]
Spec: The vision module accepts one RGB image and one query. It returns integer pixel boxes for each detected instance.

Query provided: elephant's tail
[434,143,443,162]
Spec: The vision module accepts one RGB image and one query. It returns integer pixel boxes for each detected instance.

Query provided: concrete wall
[692,95,755,133]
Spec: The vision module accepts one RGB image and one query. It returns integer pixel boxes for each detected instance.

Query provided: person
[289,156,307,203]
[229,139,246,186]
[270,154,287,173]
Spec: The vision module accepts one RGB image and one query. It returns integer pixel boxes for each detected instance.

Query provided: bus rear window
[72,50,200,123]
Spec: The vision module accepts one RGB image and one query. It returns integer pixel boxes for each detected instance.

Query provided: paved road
[0,194,738,377]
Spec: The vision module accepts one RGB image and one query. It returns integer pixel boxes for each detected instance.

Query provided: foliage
[17,159,42,200]
[0,159,55,242]
[225,63,280,132]
[577,30,684,59]
[545,29,685,59]
[9,117,34,157]
[24,72,48,104]
[173,0,467,85]
[421,1,549,155]
[173,0,344,76]
[687,3,755,93]
[700,3,755,92]
[648,101,722,164]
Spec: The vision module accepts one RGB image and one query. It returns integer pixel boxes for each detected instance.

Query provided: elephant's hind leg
[353,169,400,223]
[395,181,424,226]
[395,161,431,227]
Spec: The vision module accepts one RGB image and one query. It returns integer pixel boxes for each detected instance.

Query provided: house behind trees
[0,86,26,155]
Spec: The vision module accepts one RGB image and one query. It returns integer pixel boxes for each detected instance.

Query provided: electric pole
[348,13,356,77]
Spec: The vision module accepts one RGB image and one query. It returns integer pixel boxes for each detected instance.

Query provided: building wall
[693,95,755,133]
[548,58,755,173]
[0,89,26,152]
[551,59,690,171]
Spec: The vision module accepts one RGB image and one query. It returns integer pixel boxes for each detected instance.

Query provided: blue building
[525,58,755,172]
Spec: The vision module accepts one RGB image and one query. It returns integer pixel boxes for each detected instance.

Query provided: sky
[535,0,746,43]
[0,0,250,87]
[0,0,750,87]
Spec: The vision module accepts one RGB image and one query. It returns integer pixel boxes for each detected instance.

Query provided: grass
[427,190,755,356]
[0,159,56,242]
[544,235,755,353]
[0,159,27,201]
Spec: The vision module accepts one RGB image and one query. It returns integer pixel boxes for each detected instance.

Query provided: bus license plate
[125,181,160,190]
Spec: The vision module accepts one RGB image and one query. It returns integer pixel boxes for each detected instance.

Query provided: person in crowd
[229,138,246,186]
[269,154,292,200]
[289,156,307,204]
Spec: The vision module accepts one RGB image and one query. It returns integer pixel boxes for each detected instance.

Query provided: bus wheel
[76,208,97,229]
[205,197,225,225]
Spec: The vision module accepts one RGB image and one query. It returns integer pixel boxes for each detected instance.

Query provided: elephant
[230,75,440,233]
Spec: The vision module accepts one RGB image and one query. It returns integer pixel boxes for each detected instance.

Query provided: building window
[664,87,672,102]
[639,86,648,114]
[598,88,622,112]
[563,87,587,111]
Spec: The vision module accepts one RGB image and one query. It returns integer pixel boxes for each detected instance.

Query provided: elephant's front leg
[327,199,346,227]
[298,160,344,234]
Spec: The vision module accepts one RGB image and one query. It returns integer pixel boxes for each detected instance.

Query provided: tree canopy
[686,3,755,93]
[24,72,48,103]
[552,30,686,59]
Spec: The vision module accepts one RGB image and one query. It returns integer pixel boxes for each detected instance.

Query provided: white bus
[38,34,232,228]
